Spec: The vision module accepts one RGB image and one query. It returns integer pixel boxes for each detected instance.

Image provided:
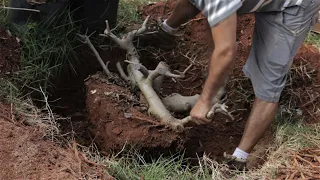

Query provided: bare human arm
[190,12,237,124]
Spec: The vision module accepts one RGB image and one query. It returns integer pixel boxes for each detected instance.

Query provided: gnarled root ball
[85,75,186,153]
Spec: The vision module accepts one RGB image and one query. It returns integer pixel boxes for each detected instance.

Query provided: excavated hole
[47,2,320,168]
[44,38,273,170]
[44,11,284,170]
[47,9,320,169]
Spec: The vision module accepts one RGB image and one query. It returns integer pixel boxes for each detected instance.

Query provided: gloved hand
[134,18,182,51]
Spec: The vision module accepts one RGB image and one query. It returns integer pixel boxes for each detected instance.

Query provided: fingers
[191,116,211,125]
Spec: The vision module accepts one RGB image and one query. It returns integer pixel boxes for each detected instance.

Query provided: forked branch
[90,17,234,132]
[148,62,192,81]
[77,34,111,76]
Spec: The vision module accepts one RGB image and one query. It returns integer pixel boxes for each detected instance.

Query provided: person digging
[138,0,320,170]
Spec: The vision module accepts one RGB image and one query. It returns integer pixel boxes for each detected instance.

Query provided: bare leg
[238,98,278,153]
[166,0,200,28]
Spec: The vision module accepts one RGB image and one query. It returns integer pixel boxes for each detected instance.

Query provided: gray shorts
[189,0,320,102]
[243,1,320,102]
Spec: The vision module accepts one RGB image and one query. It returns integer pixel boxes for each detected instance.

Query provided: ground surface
[85,74,184,154]
[0,28,113,180]
[1,1,320,179]
[0,103,113,180]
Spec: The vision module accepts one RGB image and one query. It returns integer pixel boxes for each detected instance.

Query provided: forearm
[189,13,237,123]
[200,49,235,104]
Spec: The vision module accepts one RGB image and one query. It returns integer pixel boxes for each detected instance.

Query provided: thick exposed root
[79,17,234,132]
[162,94,200,113]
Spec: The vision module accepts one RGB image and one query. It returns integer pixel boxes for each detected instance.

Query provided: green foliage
[117,0,153,26]
[9,7,80,92]
[275,122,320,149]
[108,153,212,180]
[0,78,19,101]
[305,32,320,49]
[0,8,8,27]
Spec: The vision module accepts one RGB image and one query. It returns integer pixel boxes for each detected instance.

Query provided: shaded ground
[0,103,113,180]
[0,29,20,75]
[0,27,114,180]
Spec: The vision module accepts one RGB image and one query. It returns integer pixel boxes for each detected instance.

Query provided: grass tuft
[117,0,153,27]
[9,8,80,93]
[306,32,320,49]
[84,149,216,180]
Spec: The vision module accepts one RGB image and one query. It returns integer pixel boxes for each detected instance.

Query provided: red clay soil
[85,0,320,168]
[0,28,20,75]
[0,103,113,180]
[85,74,184,153]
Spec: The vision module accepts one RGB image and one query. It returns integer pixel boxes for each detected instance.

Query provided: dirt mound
[0,29,20,75]
[0,103,113,180]
[85,74,184,153]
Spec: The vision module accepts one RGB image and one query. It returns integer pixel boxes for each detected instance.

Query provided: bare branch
[0,6,40,12]
[148,62,192,80]
[174,64,193,76]
[120,15,151,41]
[103,20,121,43]
[100,20,130,50]
[116,62,130,82]
[206,103,234,120]
[126,65,138,88]
[162,93,200,113]
[135,16,150,35]
[125,60,149,77]
[153,75,164,93]
[77,34,111,76]
[100,17,150,52]
[98,16,233,132]
[161,102,234,130]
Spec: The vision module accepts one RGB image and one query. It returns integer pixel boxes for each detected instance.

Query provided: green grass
[0,1,319,179]
[117,0,154,26]
[0,78,19,101]
[0,5,82,111]
[306,32,320,48]
[108,154,211,180]
[0,7,8,26]
[75,114,320,180]
[96,30,320,180]
[81,147,216,180]
[275,122,320,148]
[6,7,80,94]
